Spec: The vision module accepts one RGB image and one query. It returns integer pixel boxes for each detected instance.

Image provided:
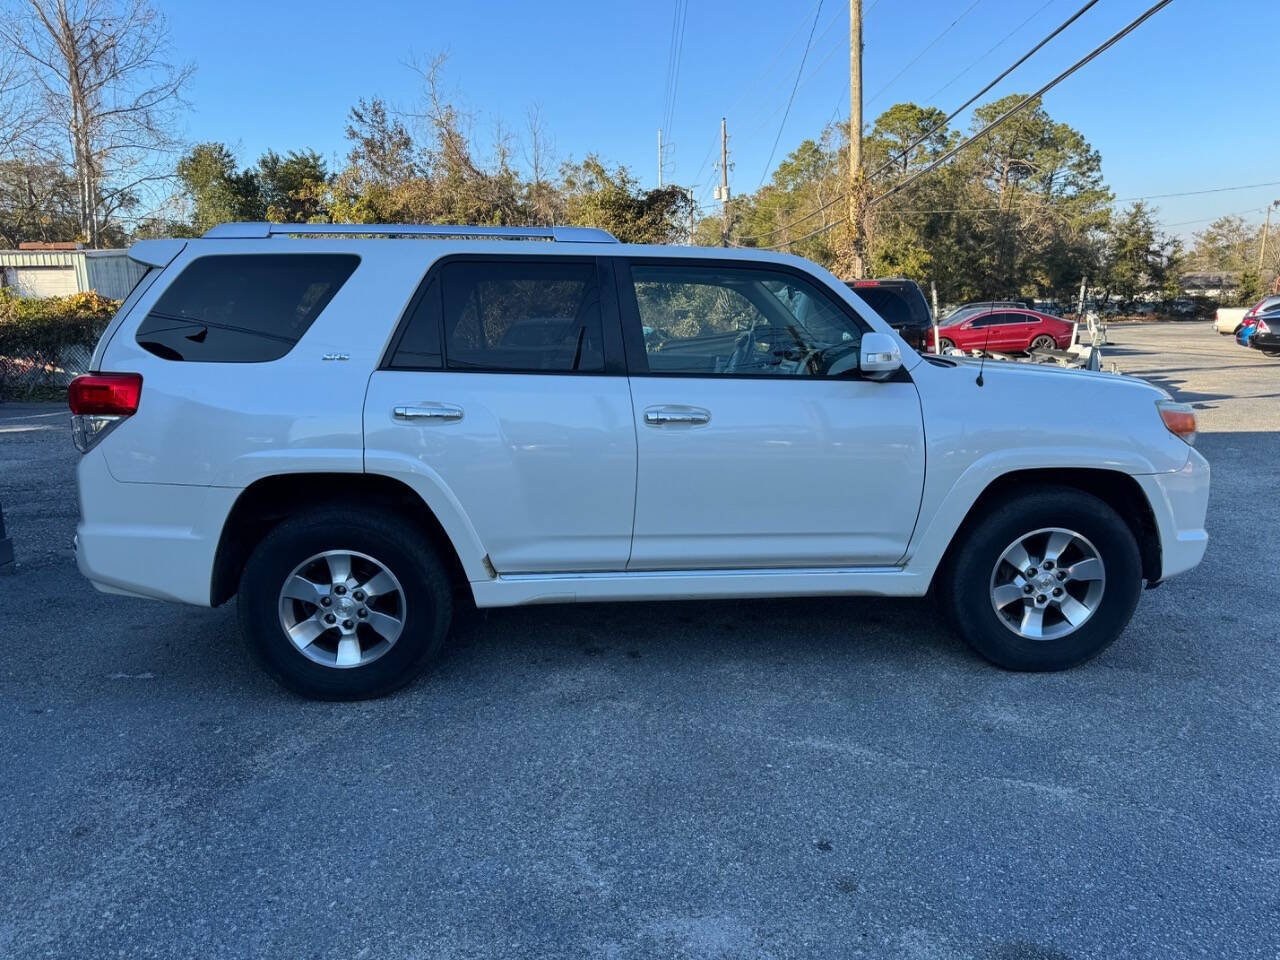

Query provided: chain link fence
[0,342,95,401]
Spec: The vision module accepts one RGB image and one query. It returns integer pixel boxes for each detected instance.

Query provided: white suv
[71,223,1209,699]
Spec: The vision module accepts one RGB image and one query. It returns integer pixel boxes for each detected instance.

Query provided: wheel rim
[939,338,954,351]
[989,527,1105,641]
[277,550,406,669]
[1031,336,1054,350]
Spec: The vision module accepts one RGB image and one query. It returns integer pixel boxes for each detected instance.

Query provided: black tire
[938,486,1142,671]
[238,506,453,700]
[938,337,955,352]
[1030,335,1055,352]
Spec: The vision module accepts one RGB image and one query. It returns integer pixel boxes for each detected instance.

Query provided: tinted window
[135,254,358,362]
[387,278,442,369]
[439,260,603,372]
[850,283,931,328]
[630,264,864,377]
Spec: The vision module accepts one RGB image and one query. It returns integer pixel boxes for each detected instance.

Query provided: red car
[926,307,1075,354]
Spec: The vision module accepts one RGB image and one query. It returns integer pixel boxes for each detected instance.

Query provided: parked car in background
[1213,306,1248,334]
[844,278,933,350]
[941,301,1028,327]
[1245,310,1280,356]
[926,307,1075,354]
[1243,295,1280,327]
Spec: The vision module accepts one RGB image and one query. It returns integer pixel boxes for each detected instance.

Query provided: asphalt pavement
[0,322,1276,959]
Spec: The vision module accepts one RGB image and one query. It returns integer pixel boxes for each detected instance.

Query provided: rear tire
[938,486,1142,671]
[238,506,453,700]
[1030,334,1056,352]
[938,337,955,352]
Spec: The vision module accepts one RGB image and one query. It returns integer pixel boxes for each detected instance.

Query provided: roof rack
[202,222,618,243]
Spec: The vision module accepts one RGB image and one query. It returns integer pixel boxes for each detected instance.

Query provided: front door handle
[393,403,463,423]
[644,406,711,426]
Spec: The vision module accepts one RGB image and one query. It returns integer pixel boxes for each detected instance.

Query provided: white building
[0,246,149,299]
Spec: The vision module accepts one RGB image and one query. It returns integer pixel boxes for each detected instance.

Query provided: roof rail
[201,222,618,243]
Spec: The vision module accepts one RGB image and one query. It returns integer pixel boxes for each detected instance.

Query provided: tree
[1104,202,1178,302]
[0,156,80,246]
[562,156,691,244]
[865,103,952,177]
[176,142,262,232]
[2,0,193,246]
[1188,215,1259,272]
[330,98,432,224]
[258,149,329,223]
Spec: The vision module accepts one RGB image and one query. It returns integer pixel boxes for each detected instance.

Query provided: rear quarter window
[134,253,359,362]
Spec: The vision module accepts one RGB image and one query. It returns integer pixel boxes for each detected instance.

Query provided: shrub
[0,291,121,400]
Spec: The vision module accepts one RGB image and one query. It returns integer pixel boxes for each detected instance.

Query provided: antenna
[976,300,993,387]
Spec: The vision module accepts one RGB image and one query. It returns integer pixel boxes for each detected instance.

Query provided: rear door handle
[644,406,711,426]
[393,403,463,423]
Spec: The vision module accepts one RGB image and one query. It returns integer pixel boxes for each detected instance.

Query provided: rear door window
[436,259,604,372]
[135,254,359,362]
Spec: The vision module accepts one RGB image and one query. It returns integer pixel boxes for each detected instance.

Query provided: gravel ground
[0,322,1276,960]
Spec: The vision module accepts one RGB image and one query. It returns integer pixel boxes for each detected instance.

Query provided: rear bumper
[75,448,236,606]
[1135,450,1210,582]
[1249,331,1280,352]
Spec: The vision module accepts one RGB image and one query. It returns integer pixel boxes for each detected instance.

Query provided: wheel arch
[931,467,1161,588]
[210,472,474,607]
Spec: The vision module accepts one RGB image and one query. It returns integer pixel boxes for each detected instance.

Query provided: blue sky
[167,0,1280,238]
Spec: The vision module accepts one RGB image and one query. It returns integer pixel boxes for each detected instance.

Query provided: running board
[468,565,927,608]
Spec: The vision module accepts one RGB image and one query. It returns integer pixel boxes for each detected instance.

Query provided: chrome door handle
[644,406,710,426]
[393,404,463,423]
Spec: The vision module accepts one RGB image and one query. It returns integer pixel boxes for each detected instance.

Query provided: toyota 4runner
[71,222,1209,699]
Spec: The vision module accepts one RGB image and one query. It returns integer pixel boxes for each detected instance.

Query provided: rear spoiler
[127,238,186,267]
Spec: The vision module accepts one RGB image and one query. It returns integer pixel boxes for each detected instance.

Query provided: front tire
[238,506,453,700]
[938,487,1142,671]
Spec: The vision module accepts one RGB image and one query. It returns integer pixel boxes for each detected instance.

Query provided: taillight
[68,372,142,453]
[1259,319,1271,334]
[1156,399,1196,446]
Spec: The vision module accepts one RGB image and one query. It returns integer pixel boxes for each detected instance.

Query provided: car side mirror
[860,332,902,381]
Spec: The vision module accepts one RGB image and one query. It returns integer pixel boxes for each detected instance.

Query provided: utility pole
[688,188,695,245]
[657,128,664,188]
[1258,200,1277,271]
[719,116,730,247]
[848,0,865,278]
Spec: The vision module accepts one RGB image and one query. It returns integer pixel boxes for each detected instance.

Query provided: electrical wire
[865,0,985,109]
[688,0,825,188]
[761,0,1176,250]
[735,0,1101,245]
[758,0,825,188]
[921,0,1058,106]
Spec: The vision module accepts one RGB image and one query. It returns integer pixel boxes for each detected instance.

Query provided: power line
[758,0,825,188]
[765,0,1176,250]
[736,0,1101,245]
[660,0,689,157]
[865,0,985,110]
[688,0,825,188]
[921,0,1058,106]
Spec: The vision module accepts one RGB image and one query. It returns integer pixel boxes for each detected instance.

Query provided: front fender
[902,445,1186,578]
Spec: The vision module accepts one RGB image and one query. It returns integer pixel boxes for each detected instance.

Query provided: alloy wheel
[989,527,1105,641]
[277,550,406,668]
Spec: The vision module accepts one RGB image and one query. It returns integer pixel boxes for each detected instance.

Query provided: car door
[1001,310,1041,350]
[364,255,637,573]
[617,258,926,571]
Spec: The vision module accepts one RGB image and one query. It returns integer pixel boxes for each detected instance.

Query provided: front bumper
[1135,449,1210,582]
